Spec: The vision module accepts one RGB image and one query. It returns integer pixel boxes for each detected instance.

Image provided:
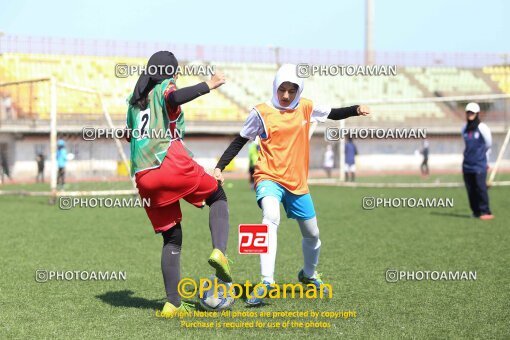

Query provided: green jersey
[126,78,185,176]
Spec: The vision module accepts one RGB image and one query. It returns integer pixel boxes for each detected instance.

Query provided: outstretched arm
[166,82,209,106]
[311,104,371,123]
[213,109,264,184]
[327,105,370,120]
[165,72,226,107]
[214,135,250,184]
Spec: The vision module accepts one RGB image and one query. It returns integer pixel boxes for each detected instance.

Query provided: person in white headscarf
[214,64,371,305]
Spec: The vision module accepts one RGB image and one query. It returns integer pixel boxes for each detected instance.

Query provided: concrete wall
[1,133,509,180]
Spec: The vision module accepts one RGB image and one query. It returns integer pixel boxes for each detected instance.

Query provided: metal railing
[1,35,508,68]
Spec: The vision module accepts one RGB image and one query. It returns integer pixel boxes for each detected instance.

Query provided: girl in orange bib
[215,64,370,305]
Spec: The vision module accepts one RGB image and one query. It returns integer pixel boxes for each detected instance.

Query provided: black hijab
[465,112,481,132]
[129,51,178,106]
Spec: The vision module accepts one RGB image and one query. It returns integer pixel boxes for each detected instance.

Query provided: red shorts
[135,141,218,233]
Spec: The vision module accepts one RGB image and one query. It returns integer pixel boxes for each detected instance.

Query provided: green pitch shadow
[96,290,164,310]
[96,290,199,310]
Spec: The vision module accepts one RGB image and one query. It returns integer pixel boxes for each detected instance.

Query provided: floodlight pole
[365,0,374,65]
[269,46,281,68]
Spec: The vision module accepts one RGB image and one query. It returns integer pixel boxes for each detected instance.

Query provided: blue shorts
[255,180,316,220]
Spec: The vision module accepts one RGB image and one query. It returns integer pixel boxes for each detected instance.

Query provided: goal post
[0,78,137,198]
[488,126,510,186]
[56,82,136,191]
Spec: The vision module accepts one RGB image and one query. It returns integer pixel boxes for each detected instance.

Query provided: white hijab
[271,64,304,110]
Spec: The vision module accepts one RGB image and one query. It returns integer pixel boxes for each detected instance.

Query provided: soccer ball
[198,275,234,311]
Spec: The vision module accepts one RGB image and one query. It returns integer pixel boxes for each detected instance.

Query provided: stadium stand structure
[407,67,492,95]
[0,53,243,123]
[0,53,508,126]
[0,45,508,187]
[483,66,510,94]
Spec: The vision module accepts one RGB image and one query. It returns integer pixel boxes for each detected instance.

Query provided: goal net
[0,78,136,198]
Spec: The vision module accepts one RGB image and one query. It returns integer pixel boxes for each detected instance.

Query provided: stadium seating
[407,67,492,94]
[217,62,445,121]
[0,53,505,124]
[0,53,241,121]
[215,62,277,111]
[483,66,510,94]
[305,72,445,122]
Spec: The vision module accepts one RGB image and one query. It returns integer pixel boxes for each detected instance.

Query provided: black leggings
[161,223,182,306]
[162,223,182,246]
[205,184,227,206]
[205,185,229,253]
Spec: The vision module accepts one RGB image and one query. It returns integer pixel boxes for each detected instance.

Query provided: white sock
[298,217,321,278]
[259,196,280,284]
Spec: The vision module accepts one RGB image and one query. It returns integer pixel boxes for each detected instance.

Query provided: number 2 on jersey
[138,108,150,139]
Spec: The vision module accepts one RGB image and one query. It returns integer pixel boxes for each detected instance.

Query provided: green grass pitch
[0,179,508,338]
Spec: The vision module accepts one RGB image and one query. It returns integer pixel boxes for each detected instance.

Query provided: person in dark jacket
[345,137,357,182]
[420,139,429,177]
[462,102,494,220]
[1,150,11,183]
[36,153,45,183]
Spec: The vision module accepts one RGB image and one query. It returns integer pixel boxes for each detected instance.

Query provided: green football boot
[208,248,233,283]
